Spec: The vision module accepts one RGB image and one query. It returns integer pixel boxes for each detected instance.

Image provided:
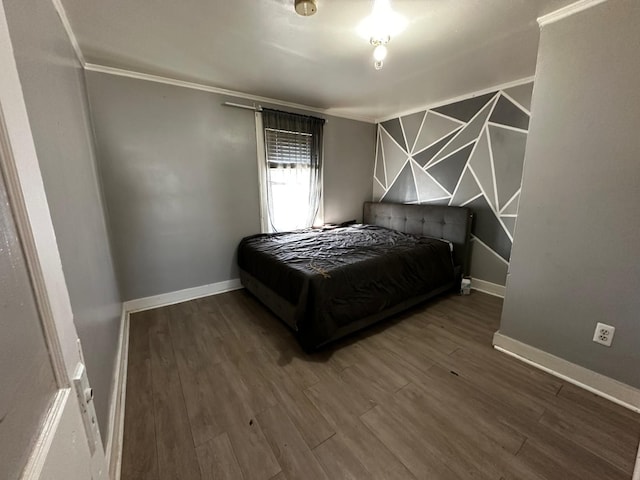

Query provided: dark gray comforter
[238,224,455,349]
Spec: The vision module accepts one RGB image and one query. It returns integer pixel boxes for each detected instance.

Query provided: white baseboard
[123,278,242,313]
[493,331,640,413]
[470,278,506,298]
[105,278,242,479]
[105,306,129,480]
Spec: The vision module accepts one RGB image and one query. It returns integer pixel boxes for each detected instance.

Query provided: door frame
[0,3,107,477]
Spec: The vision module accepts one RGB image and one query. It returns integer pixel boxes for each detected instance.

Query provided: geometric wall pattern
[373,81,534,286]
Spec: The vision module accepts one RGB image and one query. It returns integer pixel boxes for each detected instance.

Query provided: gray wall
[372,83,533,285]
[500,1,640,388]
[85,72,375,301]
[4,0,122,439]
[324,116,376,224]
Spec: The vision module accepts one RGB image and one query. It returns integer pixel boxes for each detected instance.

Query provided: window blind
[265,128,313,166]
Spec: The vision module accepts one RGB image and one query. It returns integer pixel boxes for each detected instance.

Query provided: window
[256,109,325,232]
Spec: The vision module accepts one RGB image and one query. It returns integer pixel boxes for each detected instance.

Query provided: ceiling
[60,0,575,122]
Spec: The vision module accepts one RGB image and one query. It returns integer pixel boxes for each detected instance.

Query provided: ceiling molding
[537,0,607,26]
[374,76,535,124]
[83,63,376,123]
[50,0,85,66]
[48,0,375,123]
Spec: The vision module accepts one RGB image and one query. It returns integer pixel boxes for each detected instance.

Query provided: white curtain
[260,109,325,232]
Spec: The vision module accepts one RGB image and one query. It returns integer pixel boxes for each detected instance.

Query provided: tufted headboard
[363,202,473,275]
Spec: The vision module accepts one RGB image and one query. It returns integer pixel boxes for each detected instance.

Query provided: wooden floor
[122,290,640,480]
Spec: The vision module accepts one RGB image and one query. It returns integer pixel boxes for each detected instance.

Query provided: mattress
[238,224,455,349]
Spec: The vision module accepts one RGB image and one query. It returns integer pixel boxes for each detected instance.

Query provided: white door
[0,7,108,479]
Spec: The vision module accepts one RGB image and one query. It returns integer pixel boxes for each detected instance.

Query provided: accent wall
[373,82,533,289]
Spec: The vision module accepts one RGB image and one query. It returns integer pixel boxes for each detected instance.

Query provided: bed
[238,202,473,350]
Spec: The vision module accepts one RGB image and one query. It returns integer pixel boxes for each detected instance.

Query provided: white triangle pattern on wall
[413,112,462,154]
[374,130,386,187]
[372,81,534,283]
[410,160,450,203]
[380,127,408,186]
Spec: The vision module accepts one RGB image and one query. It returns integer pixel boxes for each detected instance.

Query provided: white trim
[470,277,506,298]
[471,235,510,265]
[424,94,499,170]
[500,214,517,218]
[123,279,243,313]
[448,101,498,208]
[537,0,608,27]
[410,159,421,202]
[467,166,496,216]
[105,307,129,480]
[419,163,452,197]
[493,332,640,413]
[423,196,452,203]
[0,7,83,381]
[409,111,428,154]
[380,158,411,202]
[21,388,71,479]
[0,103,71,386]
[374,176,386,193]
[424,139,475,171]
[398,117,410,154]
[84,63,375,124]
[379,124,409,155]
[374,128,381,186]
[50,0,85,66]
[497,91,531,116]
[633,443,640,480]
[448,140,480,206]
[497,214,514,243]
[487,121,529,135]
[500,188,521,214]
[459,192,483,207]
[426,109,466,125]
[379,127,388,187]
[375,76,535,124]
[412,125,462,157]
[485,126,500,212]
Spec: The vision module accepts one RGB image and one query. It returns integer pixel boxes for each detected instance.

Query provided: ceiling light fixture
[295,0,318,16]
[357,0,407,70]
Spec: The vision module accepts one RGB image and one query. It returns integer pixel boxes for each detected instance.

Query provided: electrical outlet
[593,322,615,347]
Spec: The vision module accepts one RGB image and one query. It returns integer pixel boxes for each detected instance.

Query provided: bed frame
[240,202,473,348]
[363,202,473,277]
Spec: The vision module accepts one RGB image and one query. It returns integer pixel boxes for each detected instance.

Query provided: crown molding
[48,1,375,123]
[84,63,376,124]
[50,0,85,66]
[538,0,607,27]
[374,75,535,124]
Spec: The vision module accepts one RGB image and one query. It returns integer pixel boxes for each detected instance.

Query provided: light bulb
[374,60,384,70]
[373,44,387,62]
[357,0,407,40]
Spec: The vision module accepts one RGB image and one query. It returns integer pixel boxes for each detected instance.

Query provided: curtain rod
[222,101,263,112]
[222,101,328,123]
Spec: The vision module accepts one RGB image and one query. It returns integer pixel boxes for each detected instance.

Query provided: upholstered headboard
[363,202,473,275]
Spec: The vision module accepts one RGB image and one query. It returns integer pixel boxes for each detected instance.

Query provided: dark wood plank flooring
[121,290,640,480]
